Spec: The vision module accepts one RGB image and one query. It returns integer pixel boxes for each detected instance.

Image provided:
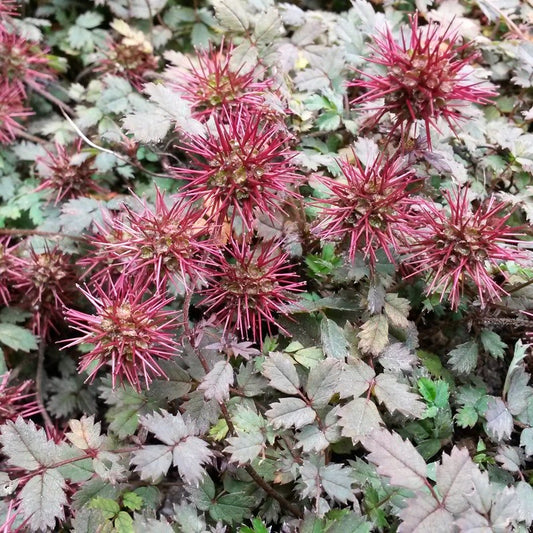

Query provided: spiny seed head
[0,83,30,144]
[63,279,179,391]
[98,21,159,90]
[401,187,523,309]
[84,190,220,290]
[0,26,55,96]
[313,152,420,267]
[198,239,304,343]
[165,41,277,119]
[12,246,77,338]
[0,237,19,306]
[172,107,301,232]
[0,372,40,425]
[349,13,495,146]
[35,140,105,204]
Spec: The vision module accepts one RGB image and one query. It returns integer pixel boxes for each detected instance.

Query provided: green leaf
[209,493,255,524]
[480,330,507,359]
[338,398,383,444]
[76,11,104,28]
[485,397,513,441]
[18,470,67,531]
[262,351,300,395]
[225,431,265,465]
[321,318,349,359]
[448,341,478,374]
[198,360,234,402]
[384,294,410,328]
[364,429,427,491]
[0,323,38,352]
[265,398,316,429]
[0,418,61,469]
[305,359,342,408]
[373,374,425,418]
[115,511,134,533]
[122,492,143,512]
[89,497,120,518]
[358,315,388,356]
[212,0,250,31]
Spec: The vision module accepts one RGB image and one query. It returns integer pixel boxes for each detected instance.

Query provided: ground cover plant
[1,0,533,530]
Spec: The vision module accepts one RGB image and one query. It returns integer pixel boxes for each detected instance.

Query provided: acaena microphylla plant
[97,19,159,91]
[0,237,18,306]
[0,83,30,144]
[349,13,495,145]
[63,278,180,391]
[34,140,105,205]
[312,152,420,268]
[82,190,221,290]
[198,238,305,343]
[0,26,55,97]
[401,187,523,309]
[0,372,40,425]
[172,107,301,232]
[12,246,77,339]
[165,41,277,119]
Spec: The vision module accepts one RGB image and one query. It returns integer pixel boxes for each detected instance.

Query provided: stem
[181,293,303,519]
[35,339,53,429]
[26,80,75,116]
[17,130,47,145]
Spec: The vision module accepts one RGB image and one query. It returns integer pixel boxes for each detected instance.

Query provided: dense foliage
[1,0,533,530]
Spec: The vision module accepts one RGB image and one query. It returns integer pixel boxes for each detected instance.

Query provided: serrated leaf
[198,360,234,402]
[305,359,342,408]
[436,446,476,514]
[0,323,38,352]
[225,431,265,464]
[520,427,533,456]
[212,0,249,31]
[253,7,282,44]
[503,339,529,397]
[338,398,382,444]
[209,493,255,524]
[262,352,300,395]
[18,469,67,531]
[320,318,349,359]
[265,398,316,429]
[384,294,410,328]
[379,343,417,372]
[397,493,453,533]
[495,445,522,472]
[66,416,104,450]
[373,374,425,418]
[485,397,513,441]
[122,111,171,143]
[480,329,506,359]
[364,429,427,490]
[172,437,212,485]
[507,367,533,416]
[0,418,61,469]
[300,458,355,504]
[130,445,172,481]
[448,341,478,374]
[358,315,388,356]
[134,410,213,484]
[133,515,174,533]
[337,359,375,399]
